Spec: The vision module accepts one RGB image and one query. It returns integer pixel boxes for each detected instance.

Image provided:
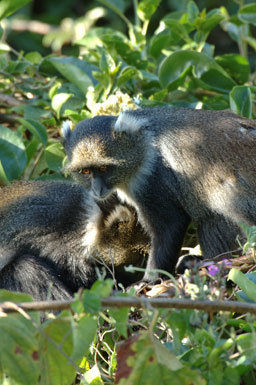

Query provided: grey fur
[63,107,256,281]
[0,180,149,299]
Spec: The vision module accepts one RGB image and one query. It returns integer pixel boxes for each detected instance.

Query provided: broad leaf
[17,118,48,146]
[39,319,76,385]
[49,57,94,94]
[215,54,250,84]
[138,0,162,22]
[228,268,256,302]
[159,50,236,93]
[0,125,27,180]
[238,4,256,26]
[45,143,65,172]
[229,86,252,118]
[0,0,32,20]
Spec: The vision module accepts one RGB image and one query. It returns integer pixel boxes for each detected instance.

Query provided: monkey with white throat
[62,107,256,282]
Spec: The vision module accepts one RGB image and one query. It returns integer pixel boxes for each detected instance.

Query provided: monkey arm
[136,196,191,281]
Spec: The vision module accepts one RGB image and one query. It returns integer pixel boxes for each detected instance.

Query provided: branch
[8,19,52,35]
[1,297,256,314]
[0,113,20,124]
[0,94,25,106]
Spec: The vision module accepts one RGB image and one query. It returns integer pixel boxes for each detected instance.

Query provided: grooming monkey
[63,107,256,282]
[0,180,149,300]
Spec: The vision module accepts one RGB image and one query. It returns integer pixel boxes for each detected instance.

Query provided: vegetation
[1,0,256,384]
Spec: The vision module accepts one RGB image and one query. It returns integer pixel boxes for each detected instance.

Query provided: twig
[7,19,52,35]
[0,94,25,106]
[0,113,19,124]
[1,297,256,314]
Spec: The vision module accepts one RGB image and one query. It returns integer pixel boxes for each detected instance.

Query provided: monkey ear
[114,111,147,134]
[61,121,72,141]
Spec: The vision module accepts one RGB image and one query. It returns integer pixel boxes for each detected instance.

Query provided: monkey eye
[79,168,91,175]
[99,166,107,172]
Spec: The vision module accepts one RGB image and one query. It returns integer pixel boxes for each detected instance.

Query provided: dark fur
[0,180,149,299]
[63,107,256,281]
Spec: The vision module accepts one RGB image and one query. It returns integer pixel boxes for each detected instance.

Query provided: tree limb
[1,297,256,314]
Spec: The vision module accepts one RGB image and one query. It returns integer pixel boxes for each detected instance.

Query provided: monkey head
[62,115,148,201]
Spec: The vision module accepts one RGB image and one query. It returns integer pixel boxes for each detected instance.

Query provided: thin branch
[1,297,256,314]
[7,19,52,35]
[0,94,25,106]
[0,113,19,124]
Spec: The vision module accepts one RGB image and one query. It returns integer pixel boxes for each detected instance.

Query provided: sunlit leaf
[0,0,32,20]
[229,85,252,118]
[238,4,256,26]
[228,268,256,302]
[138,0,162,22]
[159,50,236,92]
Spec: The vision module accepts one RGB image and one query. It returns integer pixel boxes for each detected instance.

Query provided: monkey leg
[197,216,242,259]
[142,206,190,281]
[0,254,73,302]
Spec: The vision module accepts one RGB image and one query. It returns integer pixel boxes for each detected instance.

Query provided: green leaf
[39,319,76,385]
[0,289,34,303]
[159,50,236,93]
[90,279,113,298]
[229,86,252,118]
[138,0,162,22]
[0,317,39,384]
[215,54,250,84]
[0,160,9,184]
[49,57,93,94]
[25,51,42,64]
[99,49,116,74]
[149,29,172,58]
[228,268,256,302]
[24,105,52,120]
[51,93,73,119]
[75,27,125,49]
[45,143,65,172]
[117,66,141,86]
[197,9,224,34]
[120,332,205,385]
[71,315,97,362]
[236,272,256,303]
[0,125,27,180]
[236,333,256,360]
[0,0,32,20]
[238,4,256,26]
[96,0,129,26]
[109,306,129,338]
[82,364,103,385]
[187,0,199,22]
[0,42,10,52]
[16,118,48,147]
[82,291,102,314]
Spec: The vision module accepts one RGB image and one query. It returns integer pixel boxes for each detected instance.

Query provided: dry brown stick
[1,297,256,314]
[0,94,25,106]
[8,19,52,35]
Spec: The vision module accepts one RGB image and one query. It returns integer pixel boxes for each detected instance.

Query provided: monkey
[62,107,256,282]
[0,180,149,300]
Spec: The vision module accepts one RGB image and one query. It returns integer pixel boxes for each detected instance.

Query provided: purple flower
[221,258,232,268]
[208,264,220,276]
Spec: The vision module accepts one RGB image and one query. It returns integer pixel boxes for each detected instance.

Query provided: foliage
[1,0,256,384]
[2,268,256,384]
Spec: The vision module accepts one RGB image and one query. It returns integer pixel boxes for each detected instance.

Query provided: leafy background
[1,0,256,384]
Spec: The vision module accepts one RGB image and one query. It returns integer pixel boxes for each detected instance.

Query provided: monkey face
[63,115,145,200]
[77,166,113,200]
[72,164,130,201]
